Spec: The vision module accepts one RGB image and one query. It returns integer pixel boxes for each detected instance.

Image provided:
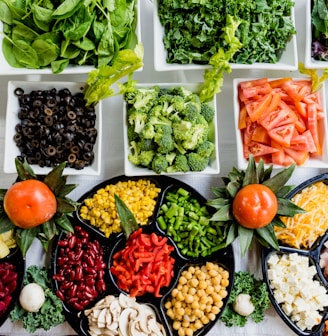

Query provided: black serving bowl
[51,175,235,336]
[0,246,25,327]
[262,172,328,336]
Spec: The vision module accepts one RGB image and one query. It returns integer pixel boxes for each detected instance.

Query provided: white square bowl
[304,0,328,69]
[0,0,141,75]
[123,83,220,176]
[153,1,297,72]
[4,81,102,176]
[233,77,328,170]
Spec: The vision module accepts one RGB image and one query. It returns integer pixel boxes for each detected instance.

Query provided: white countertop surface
[0,0,324,335]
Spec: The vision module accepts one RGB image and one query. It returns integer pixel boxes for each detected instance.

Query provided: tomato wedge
[268,123,295,147]
[245,92,272,122]
[238,77,325,166]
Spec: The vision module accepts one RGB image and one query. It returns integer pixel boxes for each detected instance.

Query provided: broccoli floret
[152,153,169,174]
[128,141,155,167]
[140,123,155,140]
[128,110,148,133]
[183,102,201,121]
[157,94,185,115]
[182,115,209,150]
[167,154,190,173]
[128,141,141,166]
[125,87,159,112]
[154,124,175,154]
[200,103,215,123]
[127,124,138,142]
[166,152,176,165]
[148,113,172,128]
[169,86,193,98]
[172,119,193,141]
[139,150,155,167]
[139,138,156,151]
[187,152,209,171]
[196,140,215,159]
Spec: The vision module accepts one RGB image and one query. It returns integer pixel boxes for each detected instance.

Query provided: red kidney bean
[0,262,18,316]
[53,226,107,311]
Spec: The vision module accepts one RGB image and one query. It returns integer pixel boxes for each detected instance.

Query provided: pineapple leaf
[43,162,66,193]
[243,155,258,186]
[41,220,57,240]
[275,185,296,198]
[55,214,74,233]
[271,216,286,228]
[0,214,15,232]
[255,224,279,250]
[56,197,79,213]
[0,189,6,201]
[16,227,40,258]
[226,222,238,246]
[206,198,230,210]
[256,159,265,182]
[58,183,78,197]
[263,163,296,193]
[226,181,241,198]
[211,187,228,198]
[15,157,37,181]
[277,198,306,216]
[210,204,232,221]
[238,225,254,256]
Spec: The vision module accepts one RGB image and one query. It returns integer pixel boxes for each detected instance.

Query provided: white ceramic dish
[123,83,220,176]
[0,1,141,75]
[233,77,328,170]
[4,81,102,176]
[304,0,328,69]
[153,1,298,72]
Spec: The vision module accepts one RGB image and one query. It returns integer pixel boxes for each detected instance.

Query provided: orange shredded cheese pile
[275,181,328,249]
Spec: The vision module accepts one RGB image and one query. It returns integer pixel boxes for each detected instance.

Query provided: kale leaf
[157,0,295,65]
[10,265,65,333]
[220,271,270,327]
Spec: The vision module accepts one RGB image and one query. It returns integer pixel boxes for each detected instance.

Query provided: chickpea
[165,262,230,336]
[179,276,188,285]
[173,321,181,330]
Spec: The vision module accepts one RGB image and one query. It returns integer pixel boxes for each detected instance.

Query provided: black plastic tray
[0,247,25,327]
[262,172,328,336]
[51,175,235,336]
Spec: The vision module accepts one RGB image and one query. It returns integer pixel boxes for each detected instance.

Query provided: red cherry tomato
[232,184,278,229]
[4,180,57,229]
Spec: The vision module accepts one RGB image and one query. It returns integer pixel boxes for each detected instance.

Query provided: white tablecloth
[0,0,324,335]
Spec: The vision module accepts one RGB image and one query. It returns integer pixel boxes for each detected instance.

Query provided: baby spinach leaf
[1,0,139,73]
[0,0,12,25]
[32,38,59,66]
[52,0,82,19]
[13,39,39,68]
[31,4,53,31]
[51,58,69,73]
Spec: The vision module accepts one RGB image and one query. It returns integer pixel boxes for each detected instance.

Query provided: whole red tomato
[3,180,57,229]
[232,184,278,229]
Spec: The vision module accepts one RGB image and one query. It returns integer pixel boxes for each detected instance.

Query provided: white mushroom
[19,283,45,313]
[119,308,138,336]
[118,293,139,309]
[233,293,255,316]
[110,299,122,322]
[87,294,166,336]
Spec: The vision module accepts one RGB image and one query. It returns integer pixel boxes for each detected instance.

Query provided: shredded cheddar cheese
[275,181,328,249]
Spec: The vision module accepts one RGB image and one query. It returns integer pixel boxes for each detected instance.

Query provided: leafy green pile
[157,0,295,65]
[0,0,138,73]
[311,0,328,61]
[124,85,216,173]
[10,265,65,333]
[220,271,270,327]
